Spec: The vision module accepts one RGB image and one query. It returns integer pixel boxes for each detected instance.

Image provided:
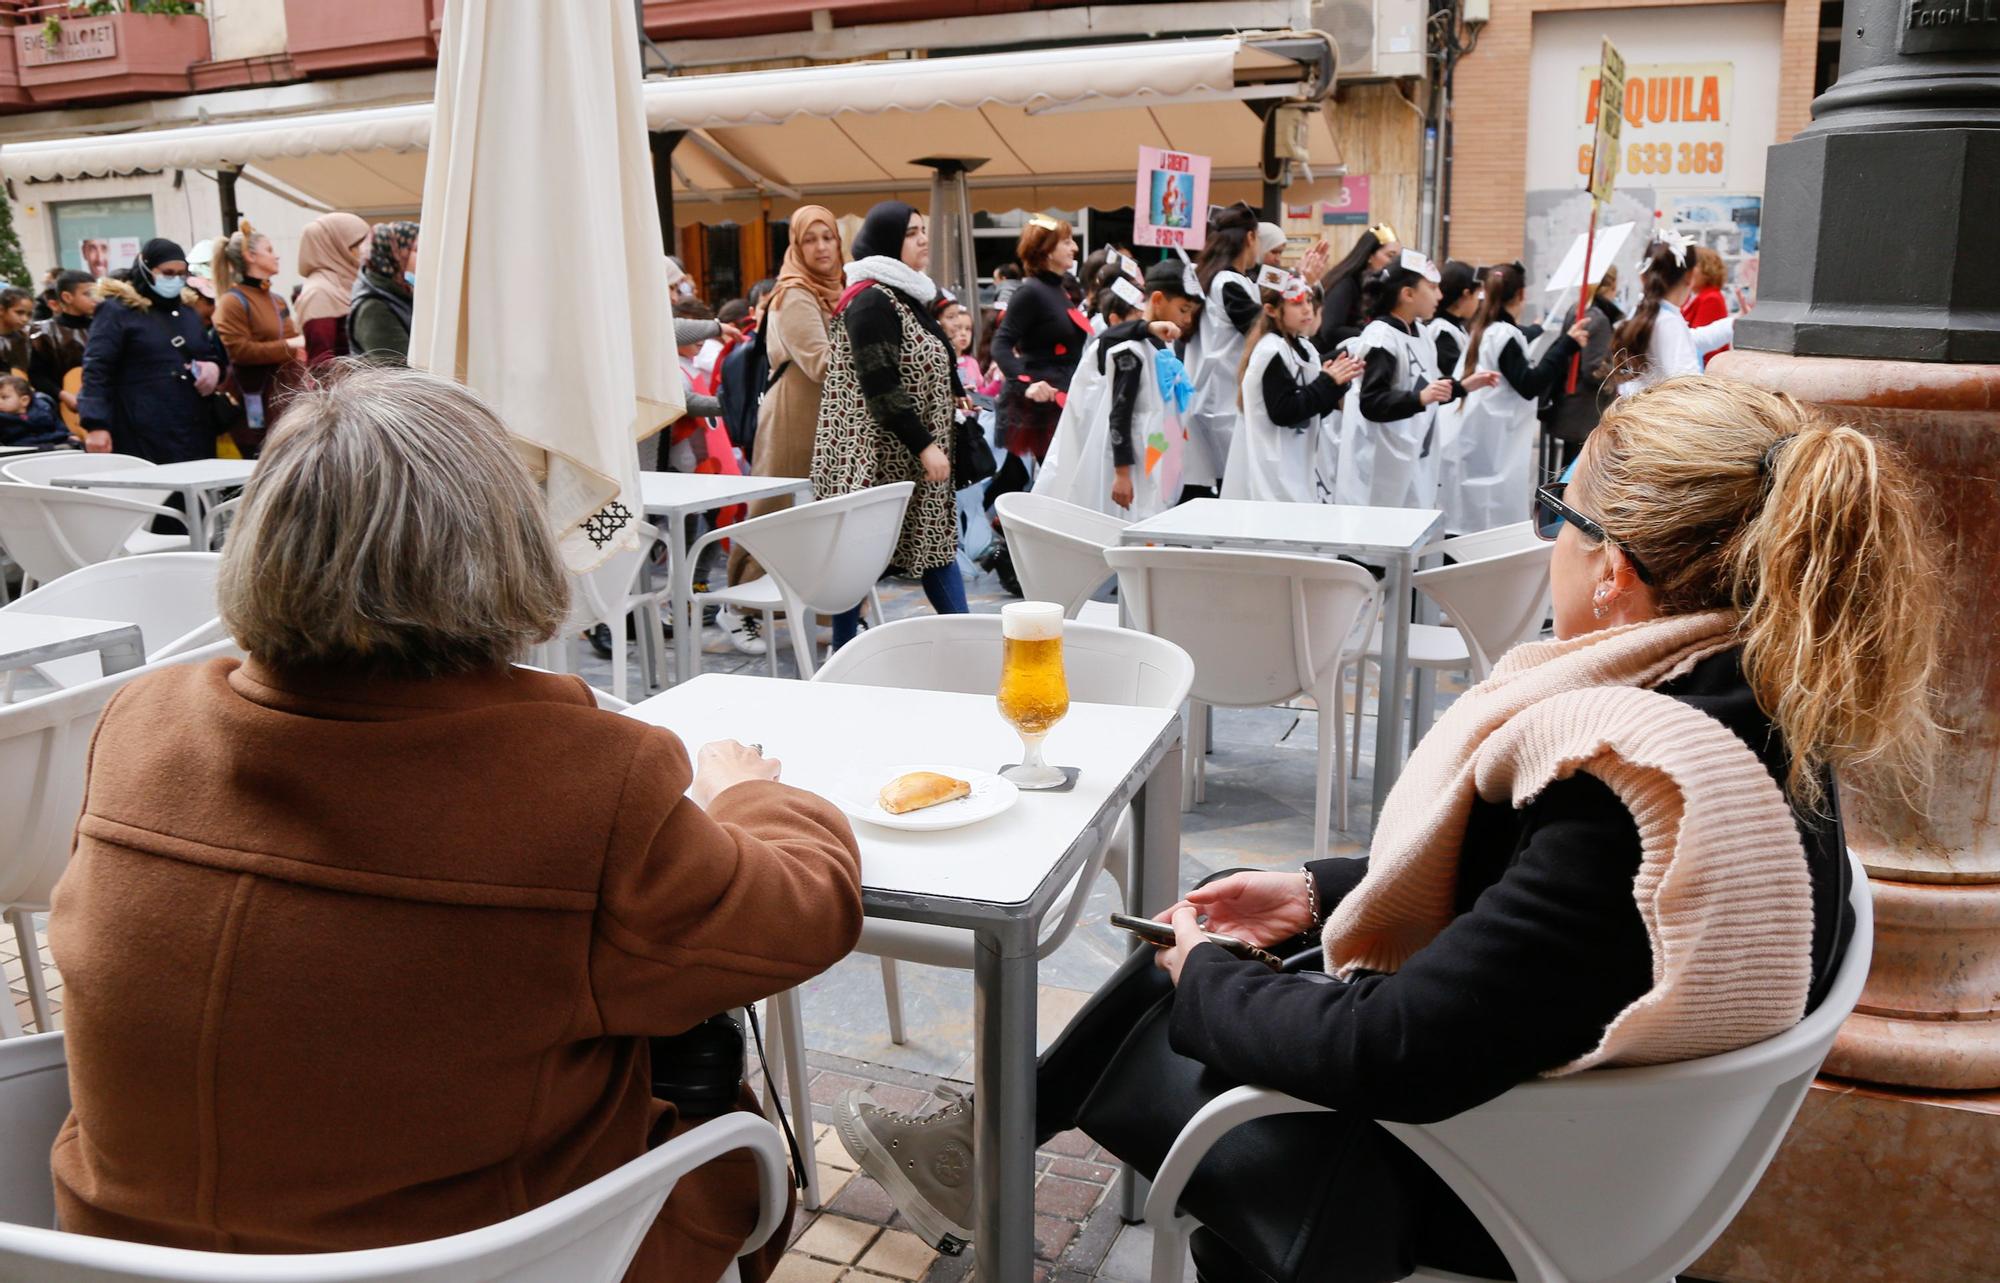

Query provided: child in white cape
[1221,273,1364,503]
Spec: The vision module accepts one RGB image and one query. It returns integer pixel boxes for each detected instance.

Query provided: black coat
[79,280,218,464]
[1170,648,1851,1126]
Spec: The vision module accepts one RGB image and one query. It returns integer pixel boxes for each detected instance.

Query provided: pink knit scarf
[1323,610,1815,1073]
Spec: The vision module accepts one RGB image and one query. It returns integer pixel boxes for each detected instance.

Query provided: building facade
[1446,0,1835,313]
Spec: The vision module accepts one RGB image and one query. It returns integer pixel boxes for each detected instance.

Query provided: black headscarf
[851,201,918,262]
[130,237,188,299]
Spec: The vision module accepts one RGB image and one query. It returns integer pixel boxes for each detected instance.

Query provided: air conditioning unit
[1309,0,1428,80]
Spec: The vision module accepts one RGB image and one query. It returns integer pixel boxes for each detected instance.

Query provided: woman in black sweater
[810,201,967,647]
[985,217,1087,515]
[834,378,1942,1281]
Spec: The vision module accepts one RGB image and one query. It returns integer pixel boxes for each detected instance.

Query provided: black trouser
[1032,873,1508,1283]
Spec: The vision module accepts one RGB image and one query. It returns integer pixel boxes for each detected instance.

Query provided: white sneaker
[717,606,767,656]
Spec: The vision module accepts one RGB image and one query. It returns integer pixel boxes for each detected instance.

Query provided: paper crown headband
[1027,213,1064,232]
[1398,249,1441,283]
[1183,265,1202,297]
[1369,223,1398,244]
[1654,226,1694,267]
[1109,276,1147,309]
[1255,264,1314,301]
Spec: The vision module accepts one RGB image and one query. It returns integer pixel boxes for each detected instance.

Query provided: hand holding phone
[1109,912,1282,970]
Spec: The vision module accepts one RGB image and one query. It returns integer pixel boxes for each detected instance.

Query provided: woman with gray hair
[46,362,863,1283]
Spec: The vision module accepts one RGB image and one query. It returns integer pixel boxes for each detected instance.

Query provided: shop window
[51,195,154,279]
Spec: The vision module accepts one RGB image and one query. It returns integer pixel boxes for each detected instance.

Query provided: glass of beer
[997,601,1070,790]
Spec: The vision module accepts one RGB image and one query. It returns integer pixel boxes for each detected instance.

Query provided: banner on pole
[1133,146,1211,250]
[1588,38,1626,203]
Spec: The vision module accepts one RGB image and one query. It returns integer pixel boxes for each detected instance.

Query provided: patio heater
[917,156,988,338]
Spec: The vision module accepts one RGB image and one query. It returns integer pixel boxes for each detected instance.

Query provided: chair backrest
[0,1031,66,1228]
[565,523,655,632]
[993,492,1127,620]
[0,484,170,586]
[1380,848,1875,1283]
[0,1029,789,1282]
[813,613,1194,712]
[1435,520,1540,563]
[726,483,915,616]
[0,454,170,508]
[0,638,241,912]
[1,552,223,688]
[1412,540,1553,681]
[1104,545,1378,708]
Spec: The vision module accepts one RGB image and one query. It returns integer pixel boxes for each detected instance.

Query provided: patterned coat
[811,282,959,575]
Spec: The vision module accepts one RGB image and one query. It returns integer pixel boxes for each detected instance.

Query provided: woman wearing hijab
[812,201,967,648]
[725,206,846,600]
[350,221,419,363]
[78,238,221,462]
[294,212,371,365]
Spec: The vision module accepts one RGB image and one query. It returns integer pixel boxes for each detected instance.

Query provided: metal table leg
[1118,733,1184,1222]
[668,506,693,683]
[96,625,145,675]
[1369,553,1414,828]
[973,920,1040,1282]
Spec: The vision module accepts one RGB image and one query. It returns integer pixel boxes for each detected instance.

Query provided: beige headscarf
[769,205,846,317]
[294,212,371,326]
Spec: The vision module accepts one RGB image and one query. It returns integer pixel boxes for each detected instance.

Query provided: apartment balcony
[284,0,443,78]
[10,8,209,105]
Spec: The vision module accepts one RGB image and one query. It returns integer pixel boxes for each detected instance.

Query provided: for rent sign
[1577,62,1736,190]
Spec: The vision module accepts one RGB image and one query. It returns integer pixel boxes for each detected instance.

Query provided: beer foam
[1002,601,1065,641]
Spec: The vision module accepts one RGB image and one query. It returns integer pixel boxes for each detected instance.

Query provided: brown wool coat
[48,658,863,1282]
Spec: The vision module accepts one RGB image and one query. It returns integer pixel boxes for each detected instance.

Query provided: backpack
[716,320,785,457]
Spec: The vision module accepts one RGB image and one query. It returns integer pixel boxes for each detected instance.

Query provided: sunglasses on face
[1532,473,1655,585]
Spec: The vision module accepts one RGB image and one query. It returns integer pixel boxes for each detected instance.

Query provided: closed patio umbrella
[410,0,681,572]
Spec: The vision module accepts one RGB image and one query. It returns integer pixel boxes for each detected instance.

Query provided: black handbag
[952,409,997,489]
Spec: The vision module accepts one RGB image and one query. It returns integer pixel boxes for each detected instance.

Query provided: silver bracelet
[1302,868,1320,930]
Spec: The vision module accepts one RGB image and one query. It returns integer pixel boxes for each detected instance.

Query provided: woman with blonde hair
[50,361,862,1283]
[837,375,1942,1281]
[212,218,305,442]
[292,211,371,365]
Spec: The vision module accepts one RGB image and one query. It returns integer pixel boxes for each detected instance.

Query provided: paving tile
[1098,1222,1195,1283]
[793,1213,880,1265]
[815,1163,853,1203]
[1032,1175,1102,1221]
[1041,1130,1094,1159]
[809,1070,872,1108]
[1033,1213,1077,1262]
[856,1227,937,1280]
[826,1173,899,1225]
[1045,1155,1114,1184]
[771,1253,846,1283]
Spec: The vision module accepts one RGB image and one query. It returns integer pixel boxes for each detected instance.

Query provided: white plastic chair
[994,491,1128,624]
[557,523,666,703]
[682,483,914,680]
[814,614,1194,1032]
[1,552,223,695]
[0,638,242,1038]
[1106,546,1379,855]
[1349,535,1553,765]
[0,1032,786,1283]
[1144,848,1874,1283]
[0,455,185,558]
[0,483,189,594]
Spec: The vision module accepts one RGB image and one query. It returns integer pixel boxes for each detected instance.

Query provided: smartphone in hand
[1109,913,1283,971]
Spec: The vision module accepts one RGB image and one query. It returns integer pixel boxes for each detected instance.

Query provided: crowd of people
[0,214,421,459]
[24,195,1937,1283]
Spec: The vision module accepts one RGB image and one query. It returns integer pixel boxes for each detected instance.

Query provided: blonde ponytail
[1581,377,1943,811]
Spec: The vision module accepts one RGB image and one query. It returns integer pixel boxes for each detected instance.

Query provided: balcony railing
[6,2,210,105]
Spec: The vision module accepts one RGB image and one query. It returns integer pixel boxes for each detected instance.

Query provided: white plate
[833,764,1021,832]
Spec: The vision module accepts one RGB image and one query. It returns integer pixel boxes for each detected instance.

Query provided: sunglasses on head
[1532,462,1655,585]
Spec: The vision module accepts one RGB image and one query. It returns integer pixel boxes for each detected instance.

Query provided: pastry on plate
[879,771,972,815]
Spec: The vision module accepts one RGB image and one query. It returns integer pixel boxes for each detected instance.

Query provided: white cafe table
[622,673,1183,1283]
[637,472,814,688]
[0,612,144,691]
[1118,498,1444,829]
[52,457,255,550]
